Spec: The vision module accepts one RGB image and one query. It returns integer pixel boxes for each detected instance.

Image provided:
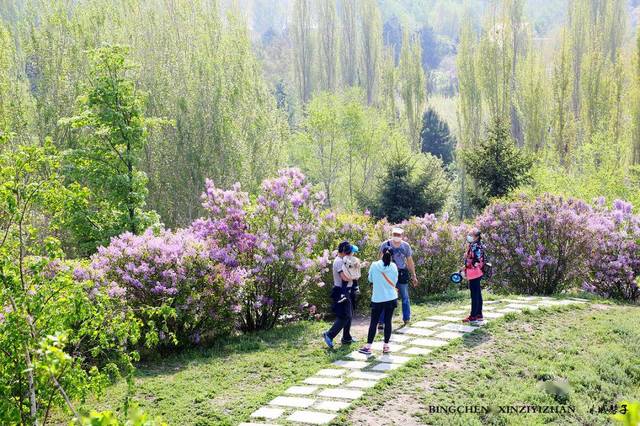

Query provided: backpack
[480,247,493,279]
[343,255,362,280]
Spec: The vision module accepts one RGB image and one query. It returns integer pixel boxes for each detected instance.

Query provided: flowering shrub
[88,228,240,347]
[401,214,470,297]
[476,195,595,295]
[371,215,468,299]
[584,199,640,301]
[310,212,378,314]
[197,168,326,330]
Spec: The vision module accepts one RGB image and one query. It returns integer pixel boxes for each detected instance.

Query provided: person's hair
[338,241,352,254]
[382,247,392,267]
[471,228,482,242]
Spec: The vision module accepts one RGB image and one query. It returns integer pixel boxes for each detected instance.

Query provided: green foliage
[0,142,140,424]
[462,118,533,209]
[420,107,454,164]
[74,405,167,426]
[291,90,400,210]
[60,45,159,255]
[365,153,449,223]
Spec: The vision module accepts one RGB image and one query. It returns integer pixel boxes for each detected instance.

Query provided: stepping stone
[346,351,374,361]
[505,303,533,309]
[304,377,344,386]
[346,379,377,389]
[443,309,467,315]
[370,342,405,352]
[251,407,284,420]
[316,368,346,377]
[435,331,465,340]
[240,423,279,426]
[483,311,505,319]
[313,400,351,412]
[439,323,478,333]
[370,362,401,371]
[285,385,318,395]
[557,299,578,305]
[515,296,539,301]
[318,388,363,400]
[269,396,315,408]
[332,360,370,369]
[396,327,436,336]
[484,300,501,304]
[496,308,521,313]
[568,297,589,302]
[483,306,496,311]
[403,347,432,355]
[411,338,448,347]
[348,371,388,380]
[377,354,411,364]
[287,410,337,425]
[389,333,412,343]
[412,320,441,328]
[427,315,462,322]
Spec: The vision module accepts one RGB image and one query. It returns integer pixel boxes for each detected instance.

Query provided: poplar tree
[398,32,426,151]
[293,0,314,103]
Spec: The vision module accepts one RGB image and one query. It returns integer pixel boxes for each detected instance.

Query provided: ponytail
[382,248,392,267]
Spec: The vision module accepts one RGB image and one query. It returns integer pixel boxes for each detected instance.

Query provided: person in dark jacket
[462,228,485,323]
[322,241,357,348]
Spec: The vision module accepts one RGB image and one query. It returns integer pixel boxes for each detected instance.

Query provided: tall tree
[633,30,640,165]
[359,0,382,105]
[551,29,575,164]
[420,107,454,165]
[517,45,548,152]
[292,0,314,103]
[0,21,32,146]
[339,0,358,87]
[60,46,159,252]
[317,0,338,92]
[398,32,426,151]
[462,118,533,210]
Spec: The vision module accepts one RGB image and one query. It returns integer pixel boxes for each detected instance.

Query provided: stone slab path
[240,297,588,426]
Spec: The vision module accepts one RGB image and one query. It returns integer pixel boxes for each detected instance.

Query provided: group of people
[322,227,487,355]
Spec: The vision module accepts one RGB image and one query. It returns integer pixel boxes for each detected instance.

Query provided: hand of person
[411,275,418,287]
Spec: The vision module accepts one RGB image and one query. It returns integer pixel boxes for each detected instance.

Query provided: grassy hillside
[61,293,640,425]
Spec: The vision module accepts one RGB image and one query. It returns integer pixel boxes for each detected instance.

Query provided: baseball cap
[391,227,404,235]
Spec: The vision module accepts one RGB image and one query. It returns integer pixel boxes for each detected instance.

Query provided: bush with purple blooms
[584,199,640,301]
[196,168,326,331]
[87,228,240,347]
[373,214,470,298]
[476,195,595,295]
[476,194,640,301]
[311,212,379,314]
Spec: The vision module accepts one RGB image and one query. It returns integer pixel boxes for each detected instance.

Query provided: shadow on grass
[462,328,492,349]
[136,320,346,378]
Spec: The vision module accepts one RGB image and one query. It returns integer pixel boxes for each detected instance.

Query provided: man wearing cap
[378,227,417,327]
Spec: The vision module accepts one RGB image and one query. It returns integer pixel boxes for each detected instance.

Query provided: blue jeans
[379,283,410,323]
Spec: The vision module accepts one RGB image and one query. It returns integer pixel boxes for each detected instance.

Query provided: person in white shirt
[357,247,398,355]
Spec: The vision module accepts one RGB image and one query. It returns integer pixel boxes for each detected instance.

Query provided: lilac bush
[197,168,326,330]
[87,228,241,347]
[585,199,640,301]
[373,214,469,298]
[476,195,595,295]
[311,212,378,314]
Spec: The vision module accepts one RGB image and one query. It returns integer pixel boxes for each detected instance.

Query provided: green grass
[74,291,476,425]
[73,292,639,426]
[341,302,640,426]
